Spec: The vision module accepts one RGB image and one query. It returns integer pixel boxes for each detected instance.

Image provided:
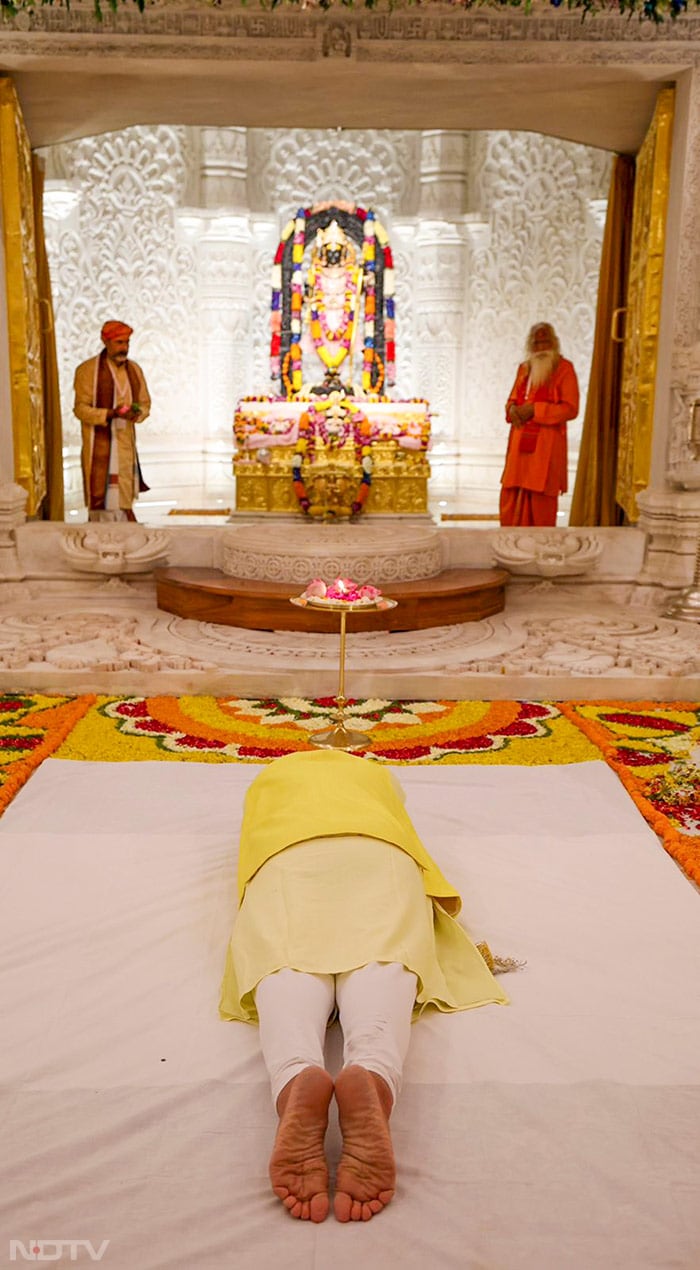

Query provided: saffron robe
[73,350,151,512]
[501,356,579,498]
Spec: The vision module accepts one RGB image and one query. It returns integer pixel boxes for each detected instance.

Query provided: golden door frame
[0,76,46,516]
[616,86,674,523]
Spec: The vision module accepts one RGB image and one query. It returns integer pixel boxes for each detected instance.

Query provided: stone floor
[1,576,699,701]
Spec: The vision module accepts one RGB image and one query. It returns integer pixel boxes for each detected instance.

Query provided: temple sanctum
[1,3,700,687]
[233,206,431,520]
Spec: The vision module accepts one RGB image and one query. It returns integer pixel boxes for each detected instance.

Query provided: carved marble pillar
[175,129,255,500]
[638,69,700,589]
[414,132,470,504]
[198,127,248,211]
[0,481,28,579]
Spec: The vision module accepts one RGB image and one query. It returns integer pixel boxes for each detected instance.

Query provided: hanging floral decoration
[281,350,295,400]
[291,399,373,517]
[362,349,385,397]
[0,0,691,27]
[362,211,395,391]
[269,203,395,398]
[270,208,307,392]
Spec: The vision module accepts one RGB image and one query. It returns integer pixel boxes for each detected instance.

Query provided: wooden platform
[154,566,509,632]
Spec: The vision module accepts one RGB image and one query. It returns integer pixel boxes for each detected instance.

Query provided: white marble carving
[61,526,171,575]
[12,3,700,49]
[0,607,215,673]
[199,126,248,209]
[669,460,700,490]
[0,582,699,700]
[635,487,700,589]
[40,123,609,518]
[462,132,610,515]
[671,72,700,360]
[493,530,603,577]
[39,125,200,492]
[246,129,421,219]
[468,610,700,677]
[219,522,442,583]
[0,482,28,538]
[0,483,29,581]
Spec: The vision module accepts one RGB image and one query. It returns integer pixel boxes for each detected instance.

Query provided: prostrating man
[500,322,579,527]
[73,320,151,522]
[219,749,508,1224]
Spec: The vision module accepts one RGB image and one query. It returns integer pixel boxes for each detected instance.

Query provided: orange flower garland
[0,693,96,815]
[362,349,385,396]
[560,700,700,886]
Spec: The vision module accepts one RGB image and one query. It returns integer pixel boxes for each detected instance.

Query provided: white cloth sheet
[0,758,699,1269]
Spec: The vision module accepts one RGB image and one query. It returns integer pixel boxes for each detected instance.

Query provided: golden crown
[314,219,355,265]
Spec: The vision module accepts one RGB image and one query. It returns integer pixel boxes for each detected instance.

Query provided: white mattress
[0,758,699,1269]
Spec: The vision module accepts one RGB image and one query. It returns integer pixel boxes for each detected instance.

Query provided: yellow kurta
[219,752,508,1024]
[235,749,461,912]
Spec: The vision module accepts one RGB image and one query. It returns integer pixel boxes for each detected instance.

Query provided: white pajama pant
[255,961,418,1108]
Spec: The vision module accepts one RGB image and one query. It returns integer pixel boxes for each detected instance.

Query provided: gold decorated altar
[234,395,431,517]
[233,201,431,519]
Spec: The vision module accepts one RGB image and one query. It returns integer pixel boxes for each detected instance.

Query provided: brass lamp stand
[290,596,397,749]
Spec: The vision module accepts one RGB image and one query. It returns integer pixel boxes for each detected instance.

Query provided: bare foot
[333,1064,396,1222]
[269,1066,333,1222]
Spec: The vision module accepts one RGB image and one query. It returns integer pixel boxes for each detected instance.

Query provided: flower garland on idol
[269,204,395,397]
[270,208,307,393]
[362,209,395,392]
[308,260,362,371]
[291,399,373,518]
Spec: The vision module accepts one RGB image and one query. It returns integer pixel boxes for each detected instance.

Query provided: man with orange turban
[73,321,151,522]
[499,322,579,527]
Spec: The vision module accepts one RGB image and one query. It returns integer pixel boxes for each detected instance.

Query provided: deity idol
[268,203,397,400]
[302,220,363,396]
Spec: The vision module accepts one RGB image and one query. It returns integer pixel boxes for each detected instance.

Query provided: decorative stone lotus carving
[60,526,171,575]
[492,530,603,578]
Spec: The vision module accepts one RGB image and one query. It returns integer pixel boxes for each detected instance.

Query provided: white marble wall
[39,125,610,519]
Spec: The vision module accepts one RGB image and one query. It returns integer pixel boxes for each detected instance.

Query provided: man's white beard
[527,350,558,391]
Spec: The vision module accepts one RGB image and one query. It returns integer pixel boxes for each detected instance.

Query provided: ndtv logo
[9,1241,110,1262]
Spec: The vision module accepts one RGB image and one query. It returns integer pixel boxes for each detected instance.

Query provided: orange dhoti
[499,487,558,527]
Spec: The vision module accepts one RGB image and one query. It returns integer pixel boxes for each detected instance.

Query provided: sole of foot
[333,1064,396,1223]
[269,1065,334,1222]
